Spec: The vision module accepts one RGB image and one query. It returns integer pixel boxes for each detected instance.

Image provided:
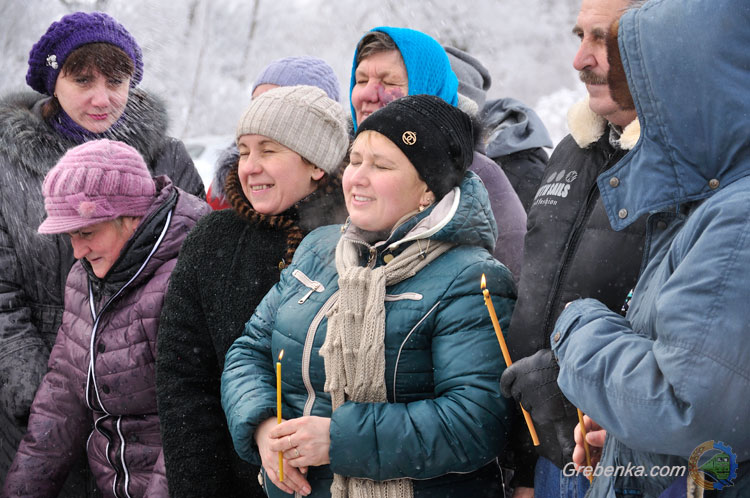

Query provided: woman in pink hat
[2,139,209,498]
[0,12,204,493]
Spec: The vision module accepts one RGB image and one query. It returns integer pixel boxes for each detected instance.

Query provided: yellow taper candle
[577,408,593,482]
[277,349,285,481]
[481,274,540,446]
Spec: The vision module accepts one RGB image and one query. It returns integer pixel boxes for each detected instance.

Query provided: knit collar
[48,107,126,143]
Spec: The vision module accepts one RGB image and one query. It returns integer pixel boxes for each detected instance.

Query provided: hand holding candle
[481,274,540,446]
[277,349,285,481]
[577,409,593,482]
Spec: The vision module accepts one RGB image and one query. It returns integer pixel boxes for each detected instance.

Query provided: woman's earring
[419,205,426,212]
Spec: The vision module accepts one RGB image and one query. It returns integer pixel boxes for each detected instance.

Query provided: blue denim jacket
[550,0,750,496]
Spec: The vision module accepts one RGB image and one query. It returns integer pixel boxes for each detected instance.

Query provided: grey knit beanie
[236,85,349,174]
[444,46,492,110]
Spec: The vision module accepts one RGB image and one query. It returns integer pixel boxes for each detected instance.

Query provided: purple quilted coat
[2,179,209,498]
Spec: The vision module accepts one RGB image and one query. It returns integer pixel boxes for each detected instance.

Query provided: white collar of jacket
[567,96,640,151]
[386,187,461,252]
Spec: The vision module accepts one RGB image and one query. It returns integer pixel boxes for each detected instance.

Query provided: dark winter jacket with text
[2,180,209,498]
[156,165,347,498]
[505,97,646,480]
[0,90,204,490]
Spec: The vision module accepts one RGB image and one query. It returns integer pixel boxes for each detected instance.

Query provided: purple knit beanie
[252,56,341,102]
[38,139,156,234]
[27,11,143,96]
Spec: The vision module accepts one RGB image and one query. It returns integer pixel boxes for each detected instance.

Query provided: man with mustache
[498,1,645,496]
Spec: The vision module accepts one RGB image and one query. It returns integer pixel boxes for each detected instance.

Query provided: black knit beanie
[355,94,474,199]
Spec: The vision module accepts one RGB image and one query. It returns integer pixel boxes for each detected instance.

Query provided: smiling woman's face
[237,134,325,215]
[343,131,431,233]
[68,217,139,278]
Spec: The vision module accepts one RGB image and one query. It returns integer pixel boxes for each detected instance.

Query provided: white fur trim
[617,118,641,150]
[567,96,640,150]
[567,96,607,148]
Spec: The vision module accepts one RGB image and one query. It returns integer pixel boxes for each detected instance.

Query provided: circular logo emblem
[565,171,578,183]
[402,131,417,145]
[688,440,738,490]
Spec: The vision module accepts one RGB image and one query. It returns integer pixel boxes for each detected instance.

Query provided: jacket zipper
[84,208,173,497]
[292,269,326,304]
[541,150,621,339]
[392,301,439,401]
[301,291,340,416]
[384,292,423,302]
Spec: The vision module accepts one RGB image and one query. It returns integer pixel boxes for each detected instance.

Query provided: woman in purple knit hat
[0,12,204,495]
[2,139,209,498]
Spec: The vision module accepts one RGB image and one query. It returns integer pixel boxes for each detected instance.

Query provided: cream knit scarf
[320,233,452,498]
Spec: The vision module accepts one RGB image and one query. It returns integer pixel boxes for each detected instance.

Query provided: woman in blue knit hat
[349,27,527,282]
[0,11,204,495]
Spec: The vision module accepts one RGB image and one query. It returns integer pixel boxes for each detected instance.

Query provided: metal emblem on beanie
[356,94,474,200]
[402,131,417,145]
[46,54,58,69]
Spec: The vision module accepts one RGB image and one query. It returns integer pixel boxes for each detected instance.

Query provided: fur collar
[567,96,640,151]
[0,89,170,177]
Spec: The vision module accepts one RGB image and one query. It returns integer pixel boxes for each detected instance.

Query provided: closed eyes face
[343,131,431,233]
[54,68,131,133]
[237,134,325,215]
[351,50,408,126]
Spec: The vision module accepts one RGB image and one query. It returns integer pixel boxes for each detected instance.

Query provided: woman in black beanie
[221,94,516,498]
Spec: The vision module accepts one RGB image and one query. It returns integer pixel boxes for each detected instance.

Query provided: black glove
[500,348,579,469]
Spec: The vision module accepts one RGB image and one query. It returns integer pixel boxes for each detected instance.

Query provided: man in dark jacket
[498,0,645,496]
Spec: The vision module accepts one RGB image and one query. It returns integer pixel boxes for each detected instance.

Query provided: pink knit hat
[38,139,156,234]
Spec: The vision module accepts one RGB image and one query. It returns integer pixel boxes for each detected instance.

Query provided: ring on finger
[294,448,300,458]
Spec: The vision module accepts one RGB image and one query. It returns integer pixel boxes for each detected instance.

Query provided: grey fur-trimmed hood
[0,88,171,177]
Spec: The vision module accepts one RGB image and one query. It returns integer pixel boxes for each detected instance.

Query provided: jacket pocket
[292,269,325,304]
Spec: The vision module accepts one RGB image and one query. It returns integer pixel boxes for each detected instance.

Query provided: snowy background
[1,0,587,183]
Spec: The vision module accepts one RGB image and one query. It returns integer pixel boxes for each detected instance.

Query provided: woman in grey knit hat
[156,85,350,498]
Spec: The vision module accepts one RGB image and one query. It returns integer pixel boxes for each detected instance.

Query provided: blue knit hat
[252,56,340,102]
[27,11,143,96]
[349,26,458,130]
